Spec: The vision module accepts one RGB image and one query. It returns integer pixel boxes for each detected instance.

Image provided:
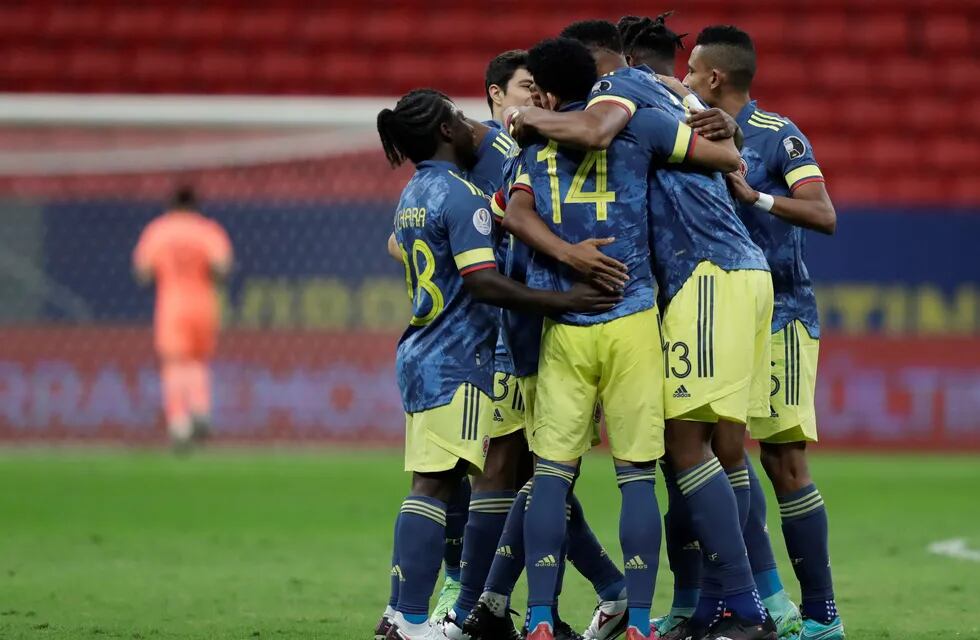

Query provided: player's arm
[462,268,620,315]
[132,227,154,285]
[639,109,741,174]
[727,172,836,234]
[208,223,234,281]
[386,232,402,263]
[507,102,629,151]
[501,188,627,292]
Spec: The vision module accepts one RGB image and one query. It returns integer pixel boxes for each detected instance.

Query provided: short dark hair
[485,49,528,111]
[559,20,623,54]
[695,25,756,90]
[527,37,598,104]
[618,12,686,67]
[171,185,197,209]
[377,89,455,167]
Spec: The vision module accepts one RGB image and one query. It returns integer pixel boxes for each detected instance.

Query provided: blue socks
[444,477,471,582]
[524,461,576,627]
[661,460,702,609]
[726,464,751,530]
[744,455,783,598]
[452,490,515,621]
[395,495,448,623]
[779,483,837,624]
[483,481,530,596]
[616,465,660,635]
[677,457,765,624]
[567,493,626,601]
[387,512,401,609]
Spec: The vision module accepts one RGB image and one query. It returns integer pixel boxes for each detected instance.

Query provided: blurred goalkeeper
[133,186,233,450]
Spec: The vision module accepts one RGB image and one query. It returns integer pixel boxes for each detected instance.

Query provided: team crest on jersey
[737,156,749,177]
[482,435,491,457]
[783,135,806,160]
[473,208,492,235]
[591,79,612,94]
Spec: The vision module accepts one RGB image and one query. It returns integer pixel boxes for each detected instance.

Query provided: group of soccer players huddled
[375,13,841,640]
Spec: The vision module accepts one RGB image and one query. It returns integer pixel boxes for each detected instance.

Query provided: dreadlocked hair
[377,89,454,167]
[618,11,686,64]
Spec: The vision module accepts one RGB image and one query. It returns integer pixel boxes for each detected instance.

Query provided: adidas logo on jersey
[673,385,691,398]
[535,554,558,567]
[624,555,648,570]
[495,545,513,558]
[391,565,404,581]
[493,409,504,422]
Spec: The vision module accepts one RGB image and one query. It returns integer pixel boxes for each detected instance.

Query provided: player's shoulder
[744,105,808,141]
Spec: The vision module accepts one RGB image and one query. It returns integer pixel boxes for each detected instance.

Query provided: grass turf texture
[0,450,978,639]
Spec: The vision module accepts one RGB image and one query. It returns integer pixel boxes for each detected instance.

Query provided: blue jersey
[587,65,768,303]
[522,102,688,326]
[393,160,499,413]
[469,119,519,373]
[736,100,824,337]
[490,148,542,377]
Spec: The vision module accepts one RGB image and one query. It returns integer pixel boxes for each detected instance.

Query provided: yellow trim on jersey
[454,247,495,270]
[748,112,787,132]
[448,170,483,196]
[785,164,823,188]
[490,195,507,219]
[668,123,694,164]
[514,173,531,189]
[491,133,515,156]
[751,111,788,126]
[586,94,637,116]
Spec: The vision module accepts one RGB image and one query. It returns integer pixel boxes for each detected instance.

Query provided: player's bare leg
[161,359,193,452]
[185,359,212,441]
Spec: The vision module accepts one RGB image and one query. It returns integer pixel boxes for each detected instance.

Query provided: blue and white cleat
[799,616,844,640]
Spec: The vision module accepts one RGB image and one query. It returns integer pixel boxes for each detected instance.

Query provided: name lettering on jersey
[747,110,788,131]
[395,206,427,230]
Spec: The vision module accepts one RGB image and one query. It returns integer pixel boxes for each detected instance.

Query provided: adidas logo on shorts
[493,408,504,422]
[624,555,648,570]
[673,385,691,398]
[535,554,558,567]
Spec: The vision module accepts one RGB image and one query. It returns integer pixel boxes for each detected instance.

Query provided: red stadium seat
[130,49,189,91]
[104,7,171,43]
[814,57,873,92]
[0,4,46,41]
[296,9,358,49]
[362,11,417,50]
[922,14,972,54]
[796,13,848,52]
[942,57,980,93]
[256,51,315,92]
[170,6,231,43]
[192,48,253,92]
[849,12,911,52]
[229,9,297,43]
[67,47,124,87]
[43,5,105,41]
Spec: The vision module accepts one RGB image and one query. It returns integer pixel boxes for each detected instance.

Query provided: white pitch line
[927,538,980,562]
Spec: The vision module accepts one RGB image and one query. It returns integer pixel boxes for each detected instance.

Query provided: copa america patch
[738,156,749,177]
[783,135,806,160]
[473,208,492,235]
[591,79,612,94]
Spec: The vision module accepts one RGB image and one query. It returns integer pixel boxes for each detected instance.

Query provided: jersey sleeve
[206,221,233,266]
[468,128,516,195]
[586,74,639,117]
[765,121,824,193]
[631,108,699,164]
[445,187,497,276]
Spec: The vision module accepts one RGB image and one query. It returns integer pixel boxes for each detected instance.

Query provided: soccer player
[685,25,843,640]
[376,88,618,640]
[503,36,745,640]
[508,21,778,640]
[615,15,801,639]
[133,186,232,452]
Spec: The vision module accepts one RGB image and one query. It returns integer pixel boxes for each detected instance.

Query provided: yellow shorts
[519,374,601,449]
[662,261,773,424]
[404,383,492,473]
[529,307,665,463]
[490,371,527,439]
[749,320,819,443]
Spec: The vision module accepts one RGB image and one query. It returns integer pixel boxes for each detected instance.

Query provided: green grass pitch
[1,449,978,639]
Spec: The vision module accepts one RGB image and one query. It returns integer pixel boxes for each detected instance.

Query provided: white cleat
[388,612,449,640]
[441,610,470,640]
[583,597,628,640]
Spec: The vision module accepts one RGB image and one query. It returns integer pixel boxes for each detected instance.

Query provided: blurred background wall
[0,0,977,448]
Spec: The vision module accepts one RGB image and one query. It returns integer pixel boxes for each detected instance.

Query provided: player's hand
[656,74,691,97]
[688,108,740,141]
[561,237,629,293]
[726,170,759,204]
[563,280,622,313]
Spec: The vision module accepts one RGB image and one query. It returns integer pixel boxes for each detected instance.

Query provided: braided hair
[617,12,686,69]
[377,89,455,167]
